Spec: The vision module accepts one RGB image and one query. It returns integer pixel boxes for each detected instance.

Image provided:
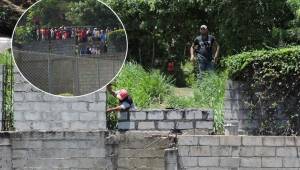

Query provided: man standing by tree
[190,25,220,78]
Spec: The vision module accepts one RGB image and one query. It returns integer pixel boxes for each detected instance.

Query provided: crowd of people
[34,26,116,55]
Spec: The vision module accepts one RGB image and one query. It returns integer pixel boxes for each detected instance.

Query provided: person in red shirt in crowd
[40,28,45,40]
[44,28,49,40]
[55,30,60,40]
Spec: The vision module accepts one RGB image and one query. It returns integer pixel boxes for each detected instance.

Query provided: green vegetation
[167,71,227,134]
[0,50,14,131]
[224,45,300,135]
[107,62,227,134]
[107,62,172,108]
[107,29,126,52]
[103,0,296,65]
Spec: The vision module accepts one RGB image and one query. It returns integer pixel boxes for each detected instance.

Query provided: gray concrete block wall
[14,69,107,131]
[0,134,11,170]
[115,131,168,170]
[0,131,108,170]
[118,109,214,134]
[177,135,300,169]
[224,80,261,135]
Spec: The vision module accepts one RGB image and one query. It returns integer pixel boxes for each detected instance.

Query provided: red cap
[117,89,128,100]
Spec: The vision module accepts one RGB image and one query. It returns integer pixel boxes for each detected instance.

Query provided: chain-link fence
[13,49,124,96]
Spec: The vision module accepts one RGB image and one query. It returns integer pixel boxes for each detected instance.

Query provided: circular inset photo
[12,0,127,97]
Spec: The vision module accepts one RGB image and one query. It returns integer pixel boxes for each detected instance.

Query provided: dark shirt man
[190,25,220,78]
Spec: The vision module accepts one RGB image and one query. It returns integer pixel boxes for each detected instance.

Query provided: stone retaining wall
[118,109,214,134]
[177,135,300,169]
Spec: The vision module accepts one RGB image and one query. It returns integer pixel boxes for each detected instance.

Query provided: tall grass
[166,71,227,134]
[107,62,227,133]
[107,62,173,129]
[108,62,173,108]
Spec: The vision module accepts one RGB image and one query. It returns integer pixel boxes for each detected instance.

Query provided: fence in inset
[13,50,124,95]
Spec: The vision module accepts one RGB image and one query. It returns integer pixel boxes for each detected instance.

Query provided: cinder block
[185,110,202,120]
[180,157,197,167]
[166,110,182,120]
[14,93,25,102]
[295,136,300,146]
[262,157,283,167]
[220,136,241,146]
[254,147,276,156]
[283,158,300,167]
[239,146,255,156]
[14,112,24,121]
[157,122,174,130]
[79,112,97,121]
[24,92,43,101]
[220,157,240,167]
[198,157,219,167]
[177,146,189,156]
[198,136,220,146]
[240,157,261,167]
[88,102,106,112]
[189,146,210,156]
[211,146,232,156]
[14,121,31,131]
[43,94,60,101]
[71,102,88,112]
[61,112,79,121]
[31,102,51,112]
[242,136,263,146]
[70,121,89,130]
[138,121,155,130]
[42,112,62,121]
[276,147,297,157]
[130,111,146,120]
[118,121,135,130]
[196,121,213,129]
[176,121,193,130]
[32,121,50,130]
[285,136,296,146]
[177,136,198,146]
[263,137,285,146]
[14,102,33,111]
[147,111,164,120]
[23,112,41,121]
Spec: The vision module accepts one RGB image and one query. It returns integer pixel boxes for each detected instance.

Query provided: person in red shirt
[44,28,49,40]
[167,59,175,74]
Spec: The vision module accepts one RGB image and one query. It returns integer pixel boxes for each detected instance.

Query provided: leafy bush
[224,45,300,135]
[13,25,35,44]
[107,29,126,52]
